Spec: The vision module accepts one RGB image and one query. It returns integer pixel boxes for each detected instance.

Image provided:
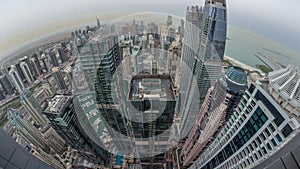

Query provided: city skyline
[1,0,300,58]
[0,0,300,169]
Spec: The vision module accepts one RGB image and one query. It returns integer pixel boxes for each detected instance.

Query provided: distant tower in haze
[52,67,67,90]
[49,49,59,67]
[15,62,26,81]
[97,17,101,29]
[0,74,15,95]
[58,48,67,63]
[31,57,42,77]
[8,65,24,93]
[20,61,35,83]
[32,53,43,74]
[21,56,35,76]
[41,54,50,73]
[167,15,172,26]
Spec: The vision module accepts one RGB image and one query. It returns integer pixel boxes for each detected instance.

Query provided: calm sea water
[225,26,300,68]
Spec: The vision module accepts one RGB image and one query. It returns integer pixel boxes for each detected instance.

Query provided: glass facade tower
[179,0,227,138]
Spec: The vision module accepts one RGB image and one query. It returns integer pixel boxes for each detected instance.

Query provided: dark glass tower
[0,74,15,95]
[128,74,176,169]
[58,48,67,63]
[179,0,227,138]
[43,95,108,164]
[43,95,87,150]
[51,67,67,90]
[49,49,59,67]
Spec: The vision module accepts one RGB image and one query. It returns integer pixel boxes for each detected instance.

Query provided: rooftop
[268,65,300,104]
[225,66,248,92]
[259,79,300,122]
[128,74,175,100]
[44,95,71,114]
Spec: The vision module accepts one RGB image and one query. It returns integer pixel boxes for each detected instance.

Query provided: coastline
[224,55,259,72]
[224,55,262,83]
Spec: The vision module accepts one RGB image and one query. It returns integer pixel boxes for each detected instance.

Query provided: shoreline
[224,55,259,72]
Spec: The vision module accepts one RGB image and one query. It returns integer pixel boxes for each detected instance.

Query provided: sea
[225,26,300,68]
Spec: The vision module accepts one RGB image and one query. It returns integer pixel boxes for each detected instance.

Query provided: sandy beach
[224,55,259,72]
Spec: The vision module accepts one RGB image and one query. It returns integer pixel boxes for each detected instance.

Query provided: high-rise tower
[20,61,35,83]
[58,48,67,63]
[179,0,227,138]
[31,53,43,77]
[52,67,67,90]
[128,74,176,169]
[7,108,50,153]
[49,49,59,67]
[0,74,15,95]
[20,89,46,126]
[8,65,24,93]
[181,66,247,167]
[189,71,300,169]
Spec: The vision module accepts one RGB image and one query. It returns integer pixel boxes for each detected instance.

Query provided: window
[248,84,255,94]
[260,133,266,140]
[262,147,267,154]
[257,137,262,144]
[281,124,293,138]
[269,123,275,132]
[265,129,271,136]
[254,90,284,126]
[271,139,277,147]
[266,143,272,150]
[275,134,283,142]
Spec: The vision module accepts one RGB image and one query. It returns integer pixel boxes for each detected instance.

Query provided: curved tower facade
[181,66,247,167]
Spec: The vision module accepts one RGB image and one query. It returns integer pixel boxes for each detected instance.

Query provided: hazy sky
[1,0,300,56]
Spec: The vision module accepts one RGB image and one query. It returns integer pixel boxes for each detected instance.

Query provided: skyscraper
[179,0,227,138]
[49,49,59,67]
[43,95,109,164]
[42,95,89,150]
[15,62,26,81]
[97,17,101,29]
[31,53,43,76]
[177,5,203,138]
[58,48,67,63]
[79,33,122,91]
[52,67,67,90]
[92,33,132,152]
[8,65,24,93]
[189,77,300,169]
[20,89,46,127]
[7,108,50,153]
[181,66,247,167]
[20,61,35,83]
[20,56,35,76]
[128,74,176,169]
[0,74,15,95]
